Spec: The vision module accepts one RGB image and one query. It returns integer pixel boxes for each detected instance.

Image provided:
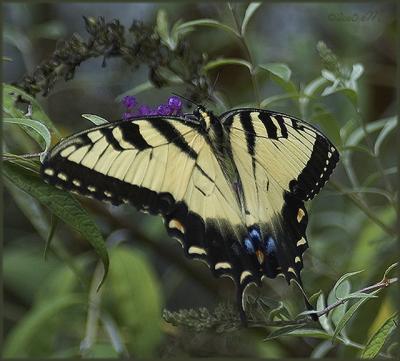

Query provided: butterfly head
[194,106,218,131]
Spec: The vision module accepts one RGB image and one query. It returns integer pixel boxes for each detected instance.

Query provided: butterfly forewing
[41,116,257,285]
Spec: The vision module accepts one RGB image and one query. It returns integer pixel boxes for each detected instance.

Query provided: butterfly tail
[237,286,248,327]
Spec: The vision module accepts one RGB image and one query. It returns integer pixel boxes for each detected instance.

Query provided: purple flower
[157,104,172,116]
[123,112,134,120]
[122,95,136,109]
[137,105,152,116]
[168,96,182,111]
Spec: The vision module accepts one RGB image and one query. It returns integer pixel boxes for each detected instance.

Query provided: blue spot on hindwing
[244,238,255,254]
[249,228,261,242]
[265,236,277,255]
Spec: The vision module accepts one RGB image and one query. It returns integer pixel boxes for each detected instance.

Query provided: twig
[316,277,397,318]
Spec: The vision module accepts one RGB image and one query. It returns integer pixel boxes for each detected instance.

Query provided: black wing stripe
[257,112,278,139]
[119,121,151,150]
[239,112,256,156]
[99,127,125,151]
[150,119,197,159]
[275,115,289,138]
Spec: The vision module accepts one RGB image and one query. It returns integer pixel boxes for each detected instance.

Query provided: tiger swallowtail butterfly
[41,105,339,325]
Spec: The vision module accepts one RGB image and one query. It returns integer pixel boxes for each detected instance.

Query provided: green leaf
[259,63,292,82]
[331,270,364,300]
[327,280,351,329]
[317,293,333,333]
[284,328,332,340]
[260,93,300,108]
[4,117,51,160]
[304,76,330,98]
[361,313,398,358]
[155,9,170,46]
[175,19,239,38]
[204,58,252,72]
[43,215,58,260]
[264,323,306,340]
[266,327,332,341]
[332,289,380,342]
[383,262,398,279]
[241,2,262,36]
[81,114,109,125]
[374,117,397,156]
[346,116,396,148]
[350,63,364,81]
[338,87,359,108]
[3,83,60,138]
[104,246,163,356]
[268,73,298,96]
[2,295,83,357]
[2,162,109,288]
[309,290,323,306]
[267,301,291,321]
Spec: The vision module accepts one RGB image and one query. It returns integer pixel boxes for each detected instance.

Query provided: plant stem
[228,2,261,106]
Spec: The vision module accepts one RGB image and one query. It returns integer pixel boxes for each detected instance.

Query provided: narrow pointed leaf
[264,323,306,341]
[361,313,398,358]
[259,63,292,82]
[332,289,380,342]
[176,19,239,37]
[81,114,109,125]
[204,58,252,72]
[241,2,262,36]
[4,117,51,160]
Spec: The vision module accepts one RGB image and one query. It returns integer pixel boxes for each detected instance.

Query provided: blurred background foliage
[2,1,398,358]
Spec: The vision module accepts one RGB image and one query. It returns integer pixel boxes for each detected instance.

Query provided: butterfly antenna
[171,92,200,108]
[206,72,220,104]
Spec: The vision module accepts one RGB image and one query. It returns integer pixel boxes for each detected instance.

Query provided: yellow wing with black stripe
[221,108,339,289]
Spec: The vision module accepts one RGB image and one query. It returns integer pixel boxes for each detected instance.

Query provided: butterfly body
[41,105,339,325]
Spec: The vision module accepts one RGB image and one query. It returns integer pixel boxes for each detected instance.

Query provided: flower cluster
[121,95,183,120]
